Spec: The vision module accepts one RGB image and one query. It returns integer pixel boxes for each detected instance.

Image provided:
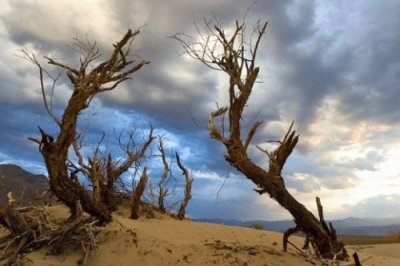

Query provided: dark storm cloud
[98,0,246,134]
[0,102,53,170]
[250,0,400,133]
[1,0,400,220]
[322,2,400,124]
[246,0,345,132]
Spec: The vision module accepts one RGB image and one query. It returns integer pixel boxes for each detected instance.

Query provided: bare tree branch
[157,136,170,212]
[244,120,263,151]
[175,152,193,220]
[174,18,347,260]
[28,29,149,224]
[208,107,228,142]
[22,51,62,127]
[130,167,148,219]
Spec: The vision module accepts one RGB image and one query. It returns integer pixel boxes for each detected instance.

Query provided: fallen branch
[0,201,98,265]
[353,252,362,266]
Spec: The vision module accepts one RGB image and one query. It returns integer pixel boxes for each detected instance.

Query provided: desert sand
[3,205,399,266]
[347,243,400,265]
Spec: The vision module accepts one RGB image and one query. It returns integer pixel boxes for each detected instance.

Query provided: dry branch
[28,29,149,224]
[130,168,148,219]
[99,127,154,211]
[175,153,193,220]
[0,201,98,266]
[244,120,263,151]
[157,136,170,213]
[208,107,228,142]
[353,252,362,266]
[174,18,347,260]
[22,51,61,127]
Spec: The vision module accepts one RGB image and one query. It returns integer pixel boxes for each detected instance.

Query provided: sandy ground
[2,205,399,266]
[347,243,400,265]
[26,214,313,266]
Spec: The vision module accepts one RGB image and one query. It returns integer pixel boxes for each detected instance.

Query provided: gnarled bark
[0,195,95,265]
[174,20,347,259]
[130,168,148,219]
[28,30,149,224]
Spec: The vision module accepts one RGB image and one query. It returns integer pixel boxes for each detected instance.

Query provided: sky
[1,0,400,221]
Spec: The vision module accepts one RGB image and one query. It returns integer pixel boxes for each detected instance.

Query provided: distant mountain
[337,224,400,236]
[195,218,296,232]
[0,164,49,206]
[196,216,400,236]
[195,218,246,227]
[333,216,400,227]
[2,163,400,236]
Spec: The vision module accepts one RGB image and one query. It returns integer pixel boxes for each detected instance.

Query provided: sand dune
[347,243,400,265]
[26,213,309,266]
[4,205,398,265]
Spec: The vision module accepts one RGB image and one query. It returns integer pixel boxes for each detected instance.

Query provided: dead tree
[88,156,102,204]
[130,167,149,219]
[175,152,193,220]
[0,194,97,265]
[76,128,155,211]
[173,20,347,259]
[102,130,154,210]
[27,30,150,224]
[156,136,171,212]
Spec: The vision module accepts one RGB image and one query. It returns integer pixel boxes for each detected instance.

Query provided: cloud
[187,190,291,220]
[1,0,400,220]
[340,194,400,218]
[2,0,131,49]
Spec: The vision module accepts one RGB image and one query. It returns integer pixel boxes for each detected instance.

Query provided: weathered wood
[174,19,347,260]
[157,137,170,213]
[130,168,148,219]
[28,30,149,224]
[353,252,362,266]
[316,197,331,235]
[0,201,95,265]
[89,157,102,204]
[176,153,193,220]
[283,226,299,252]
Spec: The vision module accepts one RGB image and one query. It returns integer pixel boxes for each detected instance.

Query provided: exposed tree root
[0,201,98,266]
[283,197,348,261]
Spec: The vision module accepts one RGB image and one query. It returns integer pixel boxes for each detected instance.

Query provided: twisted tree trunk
[174,19,347,259]
[40,136,111,223]
[28,30,149,224]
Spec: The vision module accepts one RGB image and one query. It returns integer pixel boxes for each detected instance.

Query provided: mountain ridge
[2,163,400,236]
[0,163,49,205]
[195,216,400,236]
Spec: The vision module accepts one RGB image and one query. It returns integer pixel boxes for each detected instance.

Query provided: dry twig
[0,202,98,265]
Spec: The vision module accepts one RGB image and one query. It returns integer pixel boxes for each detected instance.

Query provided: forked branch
[175,18,347,260]
[28,29,150,224]
[256,121,299,175]
[22,51,61,127]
